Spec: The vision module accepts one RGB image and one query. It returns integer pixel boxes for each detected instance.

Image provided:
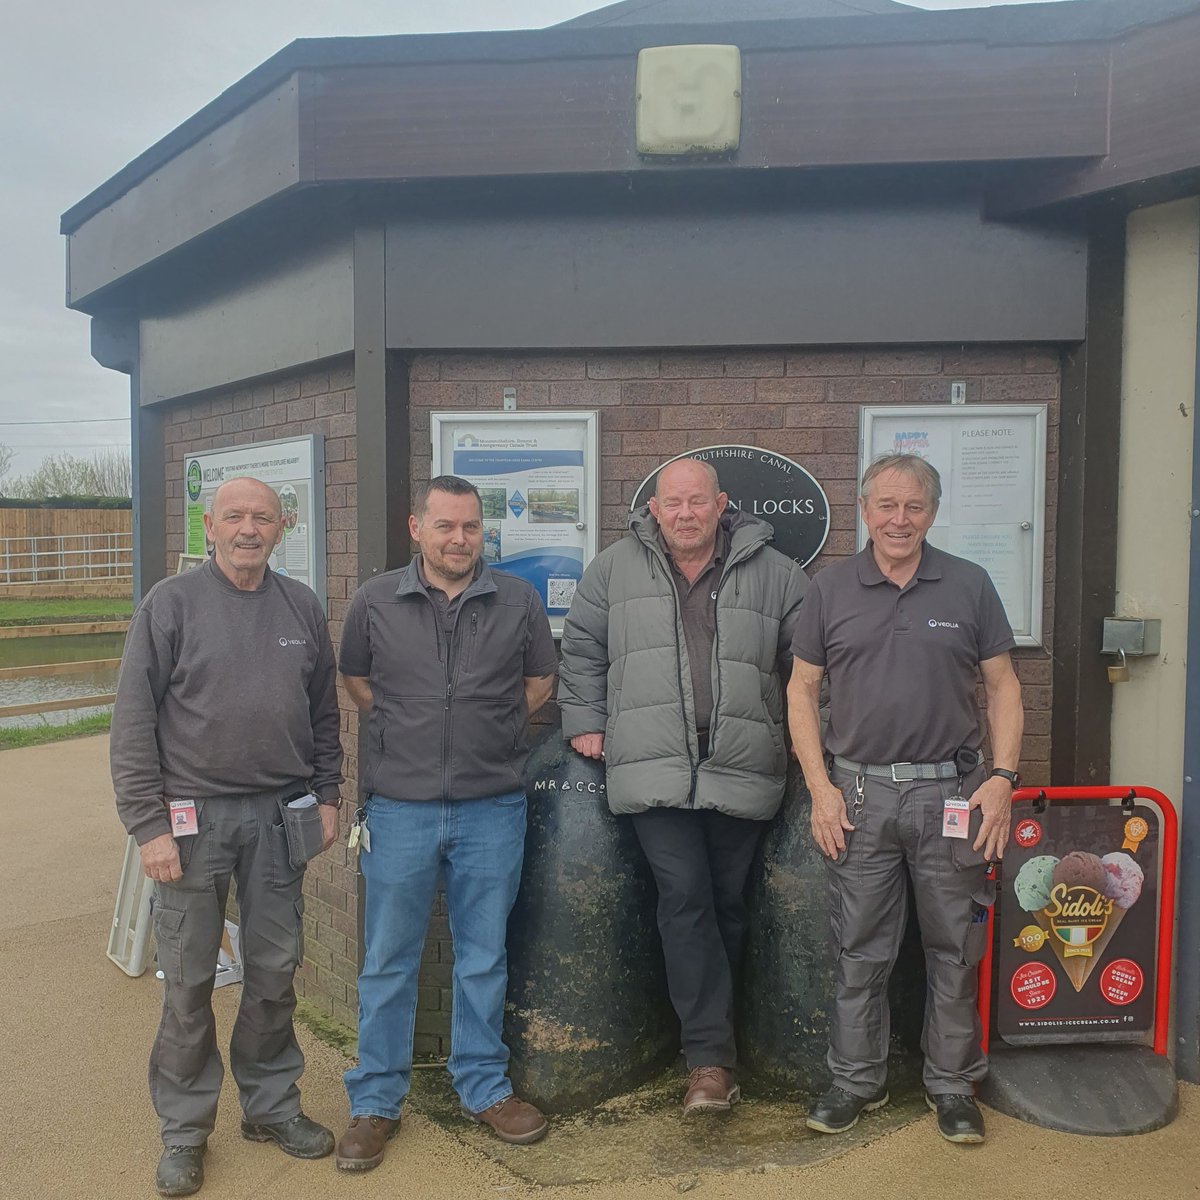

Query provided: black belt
[831,749,983,783]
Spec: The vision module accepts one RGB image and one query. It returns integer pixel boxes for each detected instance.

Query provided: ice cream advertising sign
[998,802,1157,1044]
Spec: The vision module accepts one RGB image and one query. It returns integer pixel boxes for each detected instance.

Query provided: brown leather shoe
[683,1066,740,1114]
[463,1095,548,1145]
[334,1115,400,1171]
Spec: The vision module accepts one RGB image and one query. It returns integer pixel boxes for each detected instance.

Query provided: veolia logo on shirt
[927,619,961,629]
[278,636,308,647]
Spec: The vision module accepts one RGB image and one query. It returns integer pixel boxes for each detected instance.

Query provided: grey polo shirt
[790,541,1015,764]
[659,526,728,734]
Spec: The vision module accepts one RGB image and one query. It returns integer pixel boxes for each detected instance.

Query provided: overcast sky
[1,0,1070,480]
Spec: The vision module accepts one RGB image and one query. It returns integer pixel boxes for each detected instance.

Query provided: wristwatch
[318,795,343,810]
[990,768,1021,788]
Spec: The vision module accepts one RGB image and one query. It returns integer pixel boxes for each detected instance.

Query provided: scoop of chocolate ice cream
[1051,850,1106,892]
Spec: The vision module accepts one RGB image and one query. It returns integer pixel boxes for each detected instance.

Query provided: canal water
[0,632,125,729]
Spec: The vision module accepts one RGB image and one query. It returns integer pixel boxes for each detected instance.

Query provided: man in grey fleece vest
[110,477,344,1198]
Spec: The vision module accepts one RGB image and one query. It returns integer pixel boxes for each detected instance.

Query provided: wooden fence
[0,509,132,594]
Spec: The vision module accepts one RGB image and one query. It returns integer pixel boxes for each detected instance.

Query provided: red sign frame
[977,786,1178,1058]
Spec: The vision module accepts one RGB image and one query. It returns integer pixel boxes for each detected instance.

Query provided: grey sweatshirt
[110,559,343,845]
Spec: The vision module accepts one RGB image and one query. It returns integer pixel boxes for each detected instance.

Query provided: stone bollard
[505,723,678,1112]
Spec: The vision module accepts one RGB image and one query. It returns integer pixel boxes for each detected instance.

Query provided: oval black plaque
[631,444,830,567]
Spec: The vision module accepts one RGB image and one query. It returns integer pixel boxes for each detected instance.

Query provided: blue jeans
[343,790,527,1117]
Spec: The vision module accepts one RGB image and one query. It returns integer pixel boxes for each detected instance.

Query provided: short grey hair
[859,454,942,508]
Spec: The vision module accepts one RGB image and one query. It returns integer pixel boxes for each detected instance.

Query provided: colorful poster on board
[184,435,326,605]
[997,800,1158,1045]
[432,414,598,627]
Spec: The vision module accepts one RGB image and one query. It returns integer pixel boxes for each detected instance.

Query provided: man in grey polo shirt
[787,453,1023,1145]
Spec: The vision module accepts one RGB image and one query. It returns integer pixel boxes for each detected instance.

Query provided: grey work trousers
[824,762,994,1098]
[150,794,308,1147]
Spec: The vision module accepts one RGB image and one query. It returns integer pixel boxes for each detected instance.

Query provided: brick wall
[161,354,361,1028]
[410,346,1058,788]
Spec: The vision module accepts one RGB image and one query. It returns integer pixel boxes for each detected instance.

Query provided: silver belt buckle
[890,761,915,782]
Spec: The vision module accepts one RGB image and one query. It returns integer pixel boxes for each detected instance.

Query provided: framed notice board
[430,410,600,636]
[184,435,326,607]
[859,405,1047,646]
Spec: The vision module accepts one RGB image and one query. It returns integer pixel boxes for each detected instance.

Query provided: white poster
[860,406,1046,645]
[431,412,600,634]
[184,435,326,605]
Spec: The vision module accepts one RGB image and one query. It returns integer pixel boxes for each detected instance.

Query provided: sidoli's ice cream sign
[999,807,1157,1043]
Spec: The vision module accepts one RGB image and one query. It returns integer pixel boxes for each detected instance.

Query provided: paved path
[3,735,1198,1199]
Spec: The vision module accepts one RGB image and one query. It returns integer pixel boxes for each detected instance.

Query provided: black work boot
[241,1111,335,1158]
[926,1093,985,1144]
[155,1144,206,1197]
[805,1084,890,1134]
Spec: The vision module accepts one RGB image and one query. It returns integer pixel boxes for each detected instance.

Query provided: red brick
[623,380,688,407]
[689,379,756,406]
[661,353,725,378]
[903,377,982,405]
[409,356,440,381]
[822,427,859,454]
[941,347,1027,374]
[440,356,514,381]
[273,378,301,403]
[722,404,783,430]
[603,407,660,432]
[756,377,828,405]
[828,377,901,404]
[784,402,852,428]
[316,393,345,417]
[301,372,330,397]
[786,351,863,375]
[662,405,721,429]
[587,355,660,379]
[511,356,587,380]
[723,353,785,377]
[548,380,622,407]
[983,375,1059,401]
[863,350,943,375]
[409,381,479,408]
[476,381,550,408]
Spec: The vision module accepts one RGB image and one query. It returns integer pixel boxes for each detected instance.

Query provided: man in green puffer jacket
[558,456,809,1115]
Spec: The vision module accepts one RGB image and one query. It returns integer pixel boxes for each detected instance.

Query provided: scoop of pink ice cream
[1101,851,1145,910]
[1051,850,1106,892]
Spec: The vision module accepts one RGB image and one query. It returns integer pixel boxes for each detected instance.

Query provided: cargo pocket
[961,883,996,967]
[153,906,185,985]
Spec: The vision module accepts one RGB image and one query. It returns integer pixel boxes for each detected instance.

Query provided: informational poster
[184,435,326,606]
[630,445,830,567]
[859,406,1047,645]
[430,412,599,635]
[997,801,1158,1045]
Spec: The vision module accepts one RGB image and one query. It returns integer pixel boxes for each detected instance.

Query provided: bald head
[655,456,721,501]
[203,476,285,589]
[649,456,728,563]
[212,476,282,521]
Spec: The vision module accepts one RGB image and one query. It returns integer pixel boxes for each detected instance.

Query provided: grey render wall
[385,200,1087,350]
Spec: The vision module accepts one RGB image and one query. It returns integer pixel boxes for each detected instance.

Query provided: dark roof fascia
[60,0,1200,235]
[556,0,913,26]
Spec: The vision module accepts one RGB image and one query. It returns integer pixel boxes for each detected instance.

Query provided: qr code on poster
[547,577,577,609]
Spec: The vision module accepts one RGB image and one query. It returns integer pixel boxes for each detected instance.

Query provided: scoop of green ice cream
[1013,855,1059,912]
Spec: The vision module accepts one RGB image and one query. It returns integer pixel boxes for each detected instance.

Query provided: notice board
[859,405,1047,645]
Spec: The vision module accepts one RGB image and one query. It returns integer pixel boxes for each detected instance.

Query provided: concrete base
[982,1043,1178,1136]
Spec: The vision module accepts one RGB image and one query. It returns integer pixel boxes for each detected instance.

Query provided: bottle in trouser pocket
[506,723,678,1113]
[739,770,925,1094]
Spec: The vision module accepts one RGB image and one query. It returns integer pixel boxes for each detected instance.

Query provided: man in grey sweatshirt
[110,476,343,1198]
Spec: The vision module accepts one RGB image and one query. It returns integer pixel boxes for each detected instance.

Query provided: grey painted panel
[67,76,302,307]
[139,235,353,405]
[384,203,1086,347]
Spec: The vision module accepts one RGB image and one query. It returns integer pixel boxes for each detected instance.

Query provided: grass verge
[0,597,133,626]
[0,711,112,750]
